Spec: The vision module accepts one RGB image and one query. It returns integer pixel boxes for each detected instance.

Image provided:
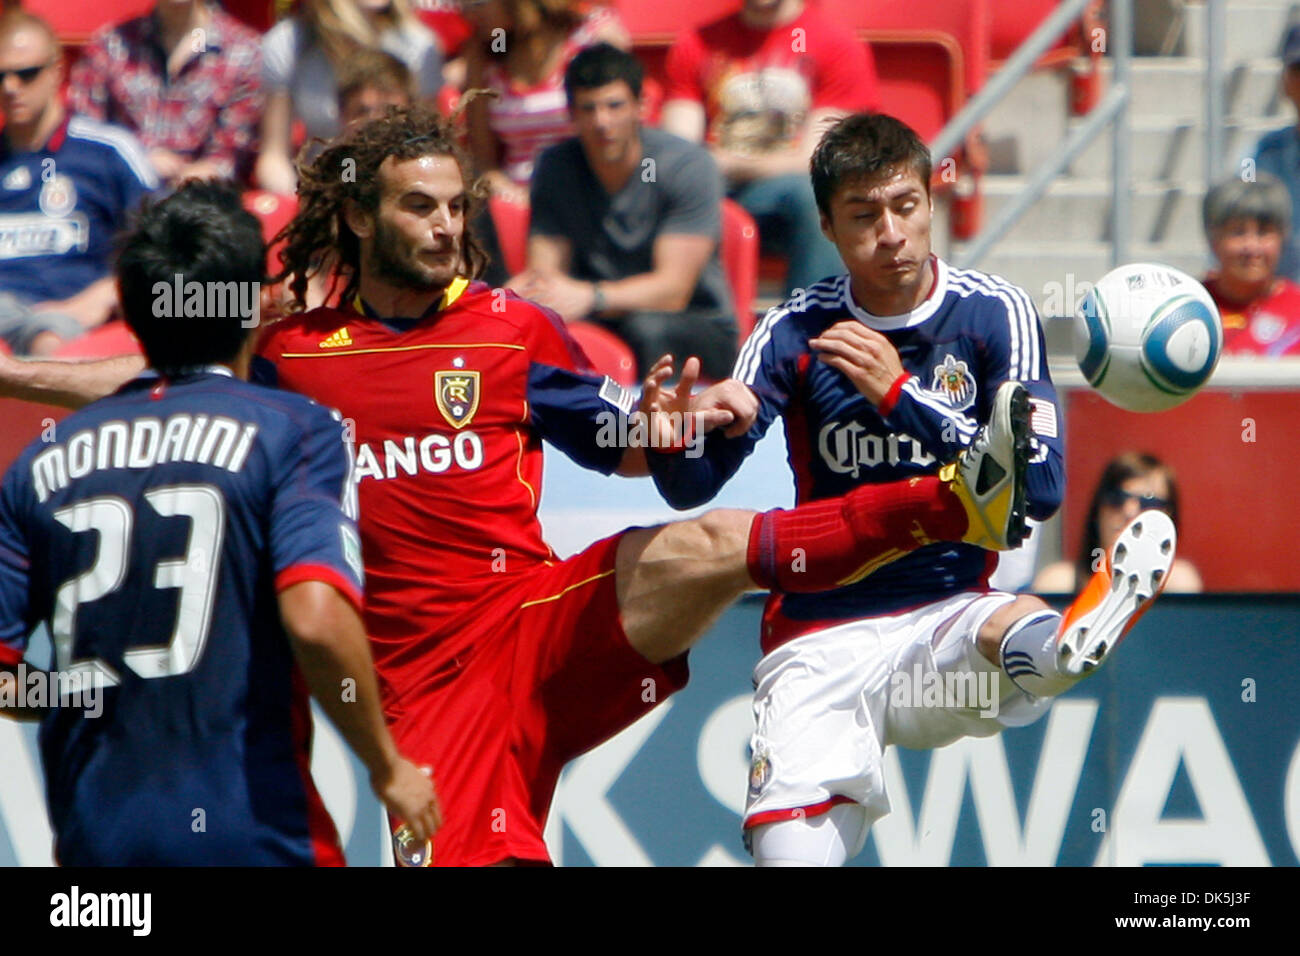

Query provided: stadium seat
[816,0,989,141]
[988,0,1104,115]
[24,0,153,46]
[721,198,758,342]
[26,0,276,41]
[566,320,639,386]
[242,190,299,277]
[417,4,475,59]
[489,195,531,278]
[51,321,141,360]
[617,0,742,98]
[813,0,991,238]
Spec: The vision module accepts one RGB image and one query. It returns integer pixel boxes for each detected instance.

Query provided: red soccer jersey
[254,279,633,682]
[1203,275,1300,357]
[664,5,879,154]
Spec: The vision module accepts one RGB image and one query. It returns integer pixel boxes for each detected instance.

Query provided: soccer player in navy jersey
[648,113,1177,866]
[0,107,1038,866]
[0,182,438,865]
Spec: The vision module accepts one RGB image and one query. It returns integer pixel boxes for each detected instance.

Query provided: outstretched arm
[0,353,145,409]
[616,355,754,477]
[280,581,441,845]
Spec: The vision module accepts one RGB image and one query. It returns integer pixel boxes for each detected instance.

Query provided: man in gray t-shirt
[511,44,737,380]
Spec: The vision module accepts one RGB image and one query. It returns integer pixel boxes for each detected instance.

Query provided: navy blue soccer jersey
[650,258,1066,631]
[0,369,363,865]
[0,116,159,302]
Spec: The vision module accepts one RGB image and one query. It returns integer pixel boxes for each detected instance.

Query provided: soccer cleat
[1056,510,1176,676]
[940,380,1032,550]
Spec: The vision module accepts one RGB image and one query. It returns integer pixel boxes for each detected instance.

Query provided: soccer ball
[1073,262,1223,412]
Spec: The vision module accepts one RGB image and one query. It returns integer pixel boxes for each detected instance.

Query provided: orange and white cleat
[1056,510,1176,676]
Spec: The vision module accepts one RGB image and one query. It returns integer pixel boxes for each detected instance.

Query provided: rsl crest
[434,369,480,428]
[929,353,977,411]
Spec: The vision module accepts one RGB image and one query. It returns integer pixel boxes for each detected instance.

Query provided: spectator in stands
[463,0,629,205]
[1251,24,1300,282]
[661,0,879,297]
[337,49,414,131]
[68,0,263,187]
[1033,452,1202,594]
[1200,173,1300,356]
[257,0,443,194]
[511,43,737,379]
[0,10,158,355]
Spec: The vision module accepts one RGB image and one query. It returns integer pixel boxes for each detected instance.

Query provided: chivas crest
[434,370,480,429]
[929,354,977,411]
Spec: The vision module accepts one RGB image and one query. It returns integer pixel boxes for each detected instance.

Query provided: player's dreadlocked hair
[271,103,490,309]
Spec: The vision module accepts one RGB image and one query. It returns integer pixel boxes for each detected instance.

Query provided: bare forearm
[285,590,401,781]
[0,354,145,408]
[601,271,694,315]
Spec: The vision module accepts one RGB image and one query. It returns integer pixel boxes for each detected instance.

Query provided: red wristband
[878,372,910,417]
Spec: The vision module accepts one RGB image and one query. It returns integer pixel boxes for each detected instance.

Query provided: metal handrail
[930,0,1102,163]
[930,0,1134,271]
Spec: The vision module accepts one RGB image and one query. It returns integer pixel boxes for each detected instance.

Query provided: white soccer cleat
[1056,509,1176,676]
[943,380,1032,550]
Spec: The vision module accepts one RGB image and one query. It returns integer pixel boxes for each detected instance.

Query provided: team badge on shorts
[38,174,77,218]
[434,369,480,429]
[749,749,772,798]
[928,354,977,411]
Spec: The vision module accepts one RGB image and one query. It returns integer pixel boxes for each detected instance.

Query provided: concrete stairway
[946,0,1297,334]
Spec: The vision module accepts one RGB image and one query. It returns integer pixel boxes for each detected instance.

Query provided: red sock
[746,476,970,593]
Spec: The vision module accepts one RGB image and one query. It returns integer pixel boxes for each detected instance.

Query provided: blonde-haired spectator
[256,0,443,194]
[463,0,628,205]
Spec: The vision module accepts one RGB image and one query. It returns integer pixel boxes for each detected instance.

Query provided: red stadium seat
[566,320,639,386]
[812,0,991,237]
[23,0,153,46]
[617,0,742,103]
[489,194,530,278]
[216,0,276,33]
[242,190,299,277]
[52,320,142,360]
[417,6,475,59]
[815,0,990,139]
[989,0,1100,66]
[615,0,741,41]
[720,198,758,341]
[988,1,1104,115]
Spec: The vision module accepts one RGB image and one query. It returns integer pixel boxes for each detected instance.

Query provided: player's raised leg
[996,509,1176,698]
[617,380,1033,663]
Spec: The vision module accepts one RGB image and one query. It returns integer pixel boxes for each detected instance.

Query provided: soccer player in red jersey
[0,106,1030,866]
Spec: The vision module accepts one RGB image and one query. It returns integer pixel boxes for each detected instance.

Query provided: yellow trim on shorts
[519,569,616,610]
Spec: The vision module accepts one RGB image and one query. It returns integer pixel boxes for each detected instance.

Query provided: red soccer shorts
[382,530,689,866]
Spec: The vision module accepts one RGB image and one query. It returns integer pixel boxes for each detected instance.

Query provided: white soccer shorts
[743,591,1052,848]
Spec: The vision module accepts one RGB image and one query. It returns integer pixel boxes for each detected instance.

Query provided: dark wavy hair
[811,112,933,218]
[1077,451,1182,581]
[116,180,265,373]
[270,104,489,308]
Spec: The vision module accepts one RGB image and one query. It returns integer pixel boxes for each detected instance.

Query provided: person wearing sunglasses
[1034,451,1202,594]
[0,10,159,355]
